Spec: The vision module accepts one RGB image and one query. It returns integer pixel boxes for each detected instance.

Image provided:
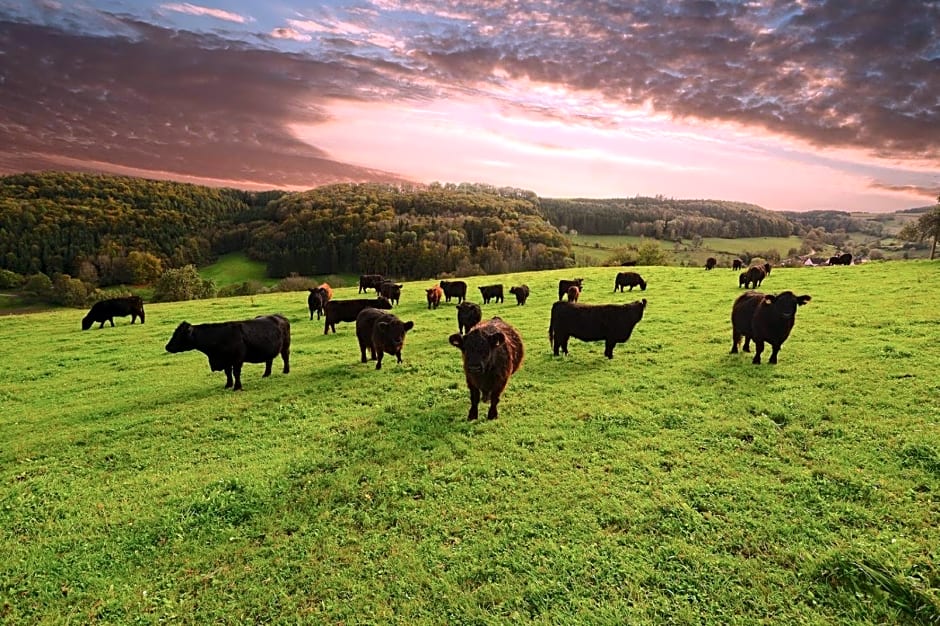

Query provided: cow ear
[763,295,776,304]
[448,333,464,350]
[377,321,388,331]
[403,321,414,331]
[798,295,812,305]
[488,332,505,348]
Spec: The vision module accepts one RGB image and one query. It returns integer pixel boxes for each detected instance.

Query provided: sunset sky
[0,0,937,212]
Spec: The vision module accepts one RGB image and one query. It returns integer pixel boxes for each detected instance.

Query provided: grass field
[2,261,939,623]
[198,253,278,288]
[570,235,813,267]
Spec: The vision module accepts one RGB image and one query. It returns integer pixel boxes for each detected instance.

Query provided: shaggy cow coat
[356,308,414,370]
[449,317,524,420]
[731,290,811,364]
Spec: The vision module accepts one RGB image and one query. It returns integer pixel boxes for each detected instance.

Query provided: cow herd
[80,262,815,420]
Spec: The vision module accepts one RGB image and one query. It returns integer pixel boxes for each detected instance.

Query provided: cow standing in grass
[558,278,583,301]
[356,308,414,370]
[449,317,524,421]
[478,284,504,304]
[165,314,290,391]
[509,285,530,305]
[440,280,468,304]
[82,296,145,330]
[457,301,482,335]
[614,272,647,292]
[731,290,811,364]
[705,257,717,270]
[426,285,443,309]
[549,300,646,359]
[359,274,384,294]
[324,298,393,334]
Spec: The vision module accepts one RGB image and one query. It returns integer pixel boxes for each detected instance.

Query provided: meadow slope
[1,261,939,624]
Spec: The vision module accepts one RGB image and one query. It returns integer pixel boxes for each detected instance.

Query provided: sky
[0,0,937,212]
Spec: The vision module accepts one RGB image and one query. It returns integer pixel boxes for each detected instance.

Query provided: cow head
[81,314,94,331]
[639,280,647,291]
[763,292,811,318]
[449,330,504,374]
[377,319,414,351]
[165,322,195,352]
[375,298,394,310]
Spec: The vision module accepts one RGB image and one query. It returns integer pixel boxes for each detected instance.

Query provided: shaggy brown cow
[318,283,333,300]
[732,258,744,270]
[82,296,145,330]
[738,271,748,288]
[549,300,646,359]
[457,301,482,335]
[742,265,766,289]
[509,285,530,305]
[448,317,524,420]
[614,271,647,292]
[358,274,384,294]
[356,308,414,370]
[165,314,290,391]
[705,257,717,270]
[558,278,583,300]
[378,281,403,305]
[324,298,393,334]
[426,285,444,309]
[566,285,580,302]
[479,284,504,304]
[440,280,468,303]
[731,290,811,364]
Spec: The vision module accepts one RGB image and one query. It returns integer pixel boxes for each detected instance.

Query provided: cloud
[160,3,253,24]
[270,27,312,42]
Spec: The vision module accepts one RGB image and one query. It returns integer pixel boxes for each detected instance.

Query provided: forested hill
[541,197,797,238]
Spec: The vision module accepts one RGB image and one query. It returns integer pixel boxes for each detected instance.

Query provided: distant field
[570,235,812,266]
[198,253,277,288]
[2,260,939,623]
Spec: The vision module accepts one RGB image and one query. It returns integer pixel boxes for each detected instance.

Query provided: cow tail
[548,321,554,347]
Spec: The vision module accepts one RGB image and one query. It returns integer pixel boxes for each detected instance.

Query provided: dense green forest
[540,197,797,238]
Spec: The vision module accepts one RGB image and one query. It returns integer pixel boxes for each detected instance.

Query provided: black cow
[448,317,524,420]
[82,296,145,330]
[324,298,393,334]
[440,280,468,303]
[549,300,646,359]
[479,284,504,304]
[164,314,290,391]
[509,285,530,305]
[732,258,744,270]
[829,253,853,266]
[621,260,638,267]
[731,290,811,364]
[457,301,482,335]
[614,271,647,292]
[358,274,384,294]
[378,281,402,306]
[738,271,749,288]
[558,278,584,301]
[356,308,414,370]
[307,288,328,320]
[705,257,717,270]
[742,266,766,289]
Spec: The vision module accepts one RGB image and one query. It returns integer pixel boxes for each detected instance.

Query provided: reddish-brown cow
[426,285,444,309]
[449,317,524,420]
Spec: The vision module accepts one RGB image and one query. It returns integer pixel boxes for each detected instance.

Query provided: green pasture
[570,234,811,267]
[198,253,278,288]
[2,261,939,623]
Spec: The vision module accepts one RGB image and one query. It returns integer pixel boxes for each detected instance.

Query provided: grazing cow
[324,298,393,334]
[738,271,749,288]
[829,253,853,266]
[82,296,145,330]
[457,301,482,335]
[732,258,744,270]
[426,285,444,309]
[549,299,646,359]
[558,278,584,301]
[448,317,524,420]
[828,255,840,266]
[356,308,414,370]
[164,314,290,391]
[440,280,468,304]
[378,281,402,306]
[705,257,717,270]
[731,290,811,364]
[742,265,766,289]
[614,271,647,292]
[358,274,384,294]
[621,260,638,267]
[307,285,333,320]
[509,285,530,305]
[566,285,581,302]
[478,284,504,304]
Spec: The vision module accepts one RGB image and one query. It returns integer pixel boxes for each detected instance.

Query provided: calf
[549,299,646,359]
[509,284,530,305]
[732,258,744,270]
[426,285,443,309]
[379,281,402,305]
[307,287,330,320]
[705,257,717,270]
[356,308,414,370]
[82,296,145,330]
[738,271,749,288]
[566,285,580,302]
[614,271,647,292]
[324,298,393,334]
[558,278,584,301]
[457,301,482,335]
[448,317,524,420]
[731,290,811,364]
[440,280,468,303]
[478,284,504,304]
[164,314,290,391]
[358,274,384,294]
[742,265,766,289]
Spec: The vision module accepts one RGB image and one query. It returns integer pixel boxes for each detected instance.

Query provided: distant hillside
[540,197,797,238]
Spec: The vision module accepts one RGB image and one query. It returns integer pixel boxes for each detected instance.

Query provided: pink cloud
[160,3,253,24]
[270,27,312,42]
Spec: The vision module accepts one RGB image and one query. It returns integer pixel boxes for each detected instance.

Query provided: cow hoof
[751,357,761,365]
[375,363,382,370]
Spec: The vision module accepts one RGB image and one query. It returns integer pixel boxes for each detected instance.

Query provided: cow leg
[281,347,290,374]
[232,364,243,390]
[224,367,234,388]
[359,342,368,363]
[487,394,500,420]
[731,330,742,353]
[109,318,115,327]
[742,336,751,352]
[604,340,616,359]
[768,344,781,364]
[751,340,764,364]
[262,360,273,377]
[375,351,384,370]
[467,387,480,420]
